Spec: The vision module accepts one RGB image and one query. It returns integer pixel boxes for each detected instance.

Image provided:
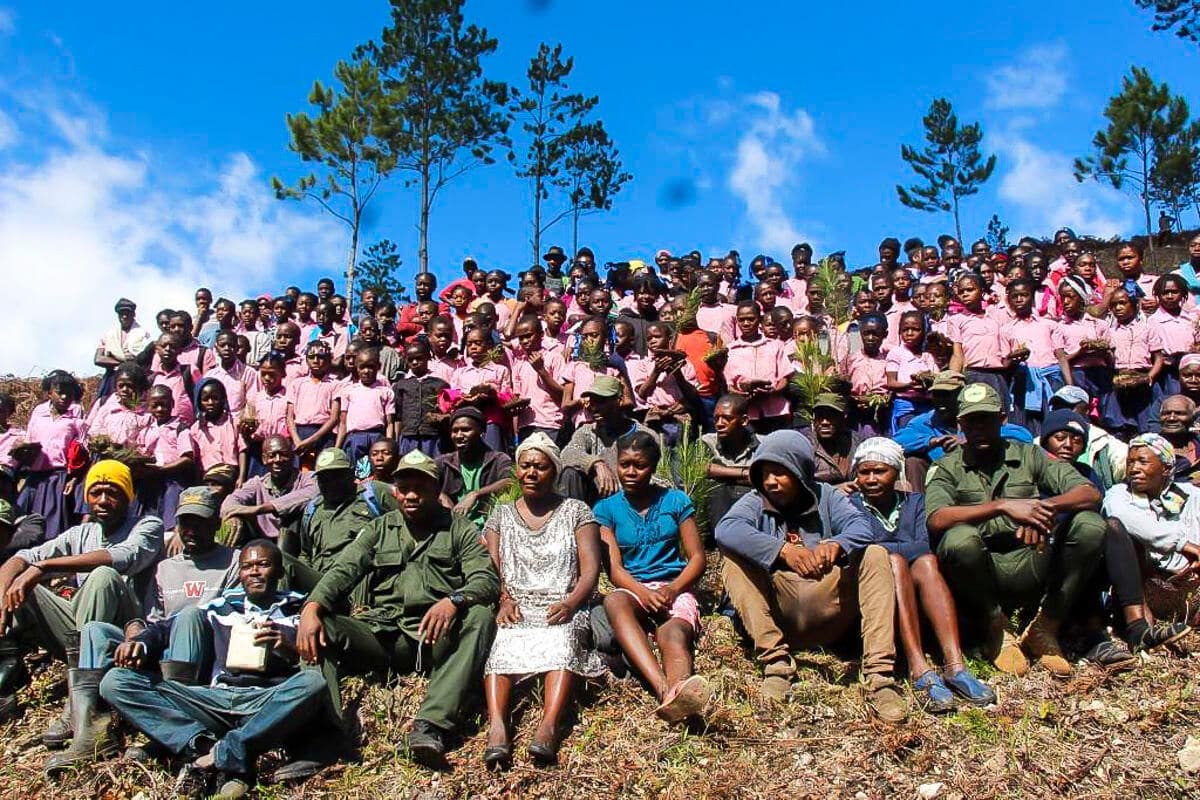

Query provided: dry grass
[3,555,1200,800]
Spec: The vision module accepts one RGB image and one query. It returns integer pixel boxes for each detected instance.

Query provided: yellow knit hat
[85,460,134,503]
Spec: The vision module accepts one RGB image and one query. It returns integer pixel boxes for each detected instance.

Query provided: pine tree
[557,121,630,257]
[1135,0,1200,47]
[985,214,1010,251]
[1074,66,1195,248]
[359,0,510,274]
[272,59,395,317]
[896,98,996,243]
[355,239,410,306]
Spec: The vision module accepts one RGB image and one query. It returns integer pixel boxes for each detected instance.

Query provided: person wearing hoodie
[714,430,907,723]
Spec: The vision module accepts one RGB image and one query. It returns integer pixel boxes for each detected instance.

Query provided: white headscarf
[515,432,562,475]
[851,437,905,474]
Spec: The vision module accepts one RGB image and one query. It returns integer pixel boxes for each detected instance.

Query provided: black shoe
[482,743,512,771]
[173,762,211,799]
[1132,621,1191,653]
[528,737,560,766]
[273,735,345,784]
[404,720,446,768]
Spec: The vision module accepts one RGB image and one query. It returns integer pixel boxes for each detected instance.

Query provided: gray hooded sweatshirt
[714,430,880,570]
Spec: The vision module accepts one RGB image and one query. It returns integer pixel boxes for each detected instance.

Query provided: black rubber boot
[44,669,117,776]
[0,638,29,722]
[43,634,81,749]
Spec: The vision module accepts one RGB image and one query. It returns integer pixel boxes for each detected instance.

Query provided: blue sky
[1,0,1198,372]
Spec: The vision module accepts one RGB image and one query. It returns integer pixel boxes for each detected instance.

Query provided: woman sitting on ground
[848,437,995,713]
[481,433,604,770]
[595,431,711,725]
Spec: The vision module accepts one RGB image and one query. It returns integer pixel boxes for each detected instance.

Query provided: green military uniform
[925,438,1105,626]
[282,480,398,596]
[307,504,499,731]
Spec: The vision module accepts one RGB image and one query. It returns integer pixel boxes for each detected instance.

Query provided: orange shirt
[675,329,720,398]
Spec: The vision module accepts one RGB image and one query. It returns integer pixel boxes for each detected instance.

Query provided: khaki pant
[721,544,896,679]
[6,566,141,660]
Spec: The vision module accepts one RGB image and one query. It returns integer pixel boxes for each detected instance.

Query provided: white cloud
[0,108,15,149]
[991,123,1135,237]
[0,89,345,376]
[985,43,1069,110]
[728,91,824,256]
[0,8,14,36]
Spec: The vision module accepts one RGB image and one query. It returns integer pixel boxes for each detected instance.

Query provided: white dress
[483,499,605,678]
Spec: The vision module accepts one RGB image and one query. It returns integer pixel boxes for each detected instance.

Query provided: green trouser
[5,566,141,660]
[936,510,1106,627]
[319,605,496,732]
[282,554,366,606]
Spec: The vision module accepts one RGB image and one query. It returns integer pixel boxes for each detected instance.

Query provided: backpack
[302,480,385,531]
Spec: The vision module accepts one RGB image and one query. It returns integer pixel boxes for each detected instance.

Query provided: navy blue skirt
[17,469,74,540]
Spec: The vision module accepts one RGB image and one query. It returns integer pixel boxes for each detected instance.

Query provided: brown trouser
[721,543,897,680]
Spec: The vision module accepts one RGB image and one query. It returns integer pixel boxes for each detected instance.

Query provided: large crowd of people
[1,230,1200,797]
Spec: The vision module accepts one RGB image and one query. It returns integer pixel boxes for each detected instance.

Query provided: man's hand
[930,435,960,453]
[998,499,1055,532]
[452,491,479,516]
[1013,525,1045,549]
[418,598,459,645]
[496,598,523,627]
[253,621,297,660]
[164,531,184,558]
[779,543,824,579]
[813,540,842,571]
[545,598,576,626]
[113,640,147,669]
[593,462,621,497]
[4,566,42,612]
[296,604,327,665]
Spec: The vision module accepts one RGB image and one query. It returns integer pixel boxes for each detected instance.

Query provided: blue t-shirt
[594,487,693,583]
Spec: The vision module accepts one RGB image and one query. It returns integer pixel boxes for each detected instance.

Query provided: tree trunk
[419,166,430,274]
[572,206,580,260]
[533,172,542,267]
[951,192,962,244]
[345,213,360,319]
[1143,189,1154,254]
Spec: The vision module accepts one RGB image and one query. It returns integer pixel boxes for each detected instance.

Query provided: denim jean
[78,606,211,670]
[99,667,328,774]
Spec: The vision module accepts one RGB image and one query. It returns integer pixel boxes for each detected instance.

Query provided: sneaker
[1081,636,1136,671]
[865,682,908,723]
[942,669,997,707]
[404,719,446,767]
[1130,621,1191,653]
[212,773,251,800]
[1020,612,1072,677]
[912,670,956,714]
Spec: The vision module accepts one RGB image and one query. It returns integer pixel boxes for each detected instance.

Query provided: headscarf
[1129,433,1175,477]
[1058,275,1091,302]
[439,278,477,303]
[1180,353,1200,372]
[515,432,562,476]
[85,460,134,503]
[850,437,904,474]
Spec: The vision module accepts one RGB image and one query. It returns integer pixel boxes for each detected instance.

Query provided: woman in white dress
[481,432,604,769]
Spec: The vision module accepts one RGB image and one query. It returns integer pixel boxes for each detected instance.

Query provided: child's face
[589,290,613,316]
[645,326,671,352]
[215,335,237,364]
[416,302,438,324]
[696,273,720,304]
[515,322,543,354]
[296,296,313,318]
[1116,247,1141,276]
[405,347,430,374]
[199,384,225,420]
[331,298,346,320]
[215,302,235,328]
[375,307,396,330]
[1159,282,1184,313]
[465,331,490,361]
[485,274,505,295]
[614,325,634,351]
[545,303,565,331]
[912,286,928,310]
[793,319,815,342]
[429,323,453,354]
[157,337,179,368]
[860,323,885,354]
[1110,291,1136,324]
[260,364,284,393]
[1060,287,1083,316]
[853,292,877,318]
[956,280,982,309]
[357,320,380,345]
[980,265,995,285]
[806,286,825,310]
[369,442,398,476]
[580,322,605,350]
[148,391,173,422]
[1008,285,1034,316]
[761,316,779,339]
[1074,255,1097,281]
[450,287,472,310]
[274,326,298,353]
[236,338,250,361]
[239,305,257,328]
[115,376,139,406]
[892,270,912,296]
[900,318,924,349]
[306,348,332,376]
[736,306,761,338]
[156,313,172,334]
[755,285,777,309]
[315,306,331,327]
[763,266,785,288]
[168,317,189,340]
[415,274,436,299]
[357,358,380,384]
[927,284,949,308]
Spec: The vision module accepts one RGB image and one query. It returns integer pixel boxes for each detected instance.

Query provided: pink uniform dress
[84,394,151,449]
[845,351,889,397]
[151,366,200,426]
[190,413,242,471]
[1056,314,1113,369]
[885,345,938,399]
[940,310,1011,369]
[138,417,194,529]
[289,374,341,427]
[18,402,87,538]
[428,354,463,384]
[1110,318,1163,371]
[246,388,291,442]
[508,347,567,433]
[1148,307,1198,360]
[695,304,738,343]
[340,380,395,434]
[782,278,809,314]
[624,354,698,411]
[723,337,794,422]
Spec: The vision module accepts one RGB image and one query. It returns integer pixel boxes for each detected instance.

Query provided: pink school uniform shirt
[783,278,809,314]
[723,337,794,420]
[1148,307,1198,357]
[281,356,309,390]
[509,348,567,430]
[206,361,259,415]
[312,329,349,362]
[428,354,462,384]
[1056,314,1112,368]
[0,426,27,469]
[190,413,242,470]
[695,304,738,344]
[624,354,697,410]
[1004,316,1065,369]
[85,394,150,449]
[940,310,1010,368]
[247,388,291,441]
[151,368,198,426]
[141,417,193,466]
[24,402,85,471]
[451,360,513,395]
[845,351,888,396]
[884,301,915,347]
[178,340,216,374]
[340,380,395,433]
[885,345,938,399]
[289,374,341,426]
[1110,318,1163,371]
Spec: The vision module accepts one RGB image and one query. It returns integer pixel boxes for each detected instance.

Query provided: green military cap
[813,393,847,414]
[957,382,1003,418]
[176,487,220,519]
[393,449,439,481]
[314,448,354,474]
[930,370,967,393]
[582,375,622,399]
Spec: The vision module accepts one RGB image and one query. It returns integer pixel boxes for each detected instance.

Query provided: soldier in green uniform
[925,383,1104,678]
[296,450,499,766]
[281,448,397,594]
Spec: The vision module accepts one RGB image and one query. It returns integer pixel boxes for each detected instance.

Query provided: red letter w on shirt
[183,581,207,599]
